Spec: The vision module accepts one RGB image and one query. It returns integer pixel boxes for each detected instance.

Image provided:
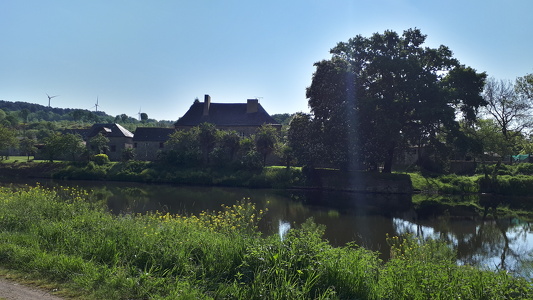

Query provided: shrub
[93,154,110,165]
[482,175,533,196]
[239,150,263,171]
[515,163,533,175]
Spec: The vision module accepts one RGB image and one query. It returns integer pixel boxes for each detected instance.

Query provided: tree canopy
[482,77,533,148]
[0,124,18,156]
[296,28,487,172]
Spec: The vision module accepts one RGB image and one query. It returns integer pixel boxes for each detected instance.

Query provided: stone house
[132,127,175,161]
[174,95,281,136]
[87,123,134,161]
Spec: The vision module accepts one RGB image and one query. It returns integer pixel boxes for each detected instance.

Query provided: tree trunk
[382,144,395,173]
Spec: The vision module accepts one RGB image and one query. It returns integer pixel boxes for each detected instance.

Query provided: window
[159,142,164,148]
[134,143,137,148]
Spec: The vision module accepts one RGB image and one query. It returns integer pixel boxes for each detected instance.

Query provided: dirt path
[0,277,65,300]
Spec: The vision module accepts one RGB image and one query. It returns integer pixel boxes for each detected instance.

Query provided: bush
[239,150,263,171]
[515,163,533,175]
[480,175,533,196]
[93,154,110,165]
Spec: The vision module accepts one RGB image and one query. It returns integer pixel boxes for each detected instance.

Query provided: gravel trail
[0,277,65,300]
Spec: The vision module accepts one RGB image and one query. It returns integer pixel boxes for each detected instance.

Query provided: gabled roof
[88,123,134,138]
[175,102,279,127]
[133,127,175,142]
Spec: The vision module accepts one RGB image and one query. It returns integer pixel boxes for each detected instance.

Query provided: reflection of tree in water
[459,206,531,273]
[87,186,151,214]
[395,197,533,274]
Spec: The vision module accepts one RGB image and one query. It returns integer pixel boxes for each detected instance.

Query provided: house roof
[61,128,92,140]
[175,102,280,127]
[133,127,175,142]
[87,123,134,138]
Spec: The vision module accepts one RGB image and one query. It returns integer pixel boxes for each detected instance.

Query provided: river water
[5,179,533,278]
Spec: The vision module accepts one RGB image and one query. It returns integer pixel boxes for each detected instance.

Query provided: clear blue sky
[1,0,532,121]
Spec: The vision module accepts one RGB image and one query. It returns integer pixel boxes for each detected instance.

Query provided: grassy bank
[51,161,305,189]
[0,185,531,299]
[407,163,533,196]
[4,158,533,197]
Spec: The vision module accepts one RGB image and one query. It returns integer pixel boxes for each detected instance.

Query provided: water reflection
[3,179,533,276]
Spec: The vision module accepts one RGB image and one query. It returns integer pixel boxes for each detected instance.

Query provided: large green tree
[164,128,201,166]
[198,123,218,164]
[88,133,110,155]
[301,28,486,172]
[19,137,37,161]
[0,125,18,158]
[42,133,84,162]
[255,125,279,166]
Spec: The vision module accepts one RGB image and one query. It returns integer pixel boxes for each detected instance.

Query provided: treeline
[0,99,179,159]
[0,99,174,130]
[0,99,114,124]
[160,123,283,170]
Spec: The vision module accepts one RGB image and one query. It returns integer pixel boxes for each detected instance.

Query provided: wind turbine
[46,93,59,107]
[91,97,101,112]
[137,107,142,120]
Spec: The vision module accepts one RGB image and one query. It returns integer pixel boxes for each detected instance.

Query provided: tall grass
[407,172,480,194]
[0,185,531,299]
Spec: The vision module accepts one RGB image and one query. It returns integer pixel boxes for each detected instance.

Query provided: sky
[1,0,532,121]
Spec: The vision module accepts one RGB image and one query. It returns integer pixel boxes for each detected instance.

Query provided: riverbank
[2,160,533,197]
[1,160,412,193]
[0,186,531,299]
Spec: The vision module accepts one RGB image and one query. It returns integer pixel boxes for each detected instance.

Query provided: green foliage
[299,29,486,172]
[53,160,304,188]
[482,78,533,156]
[42,133,85,162]
[379,234,532,299]
[515,163,533,175]
[163,128,201,166]
[0,124,18,154]
[93,154,110,165]
[270,113,293,126]
[408,172,480,194]
[479,175,533,196]
[0,187,531,299]
[476,163,533,176]
[255,124,279,166]
[163,124,280,170]
[88,133,110,155]
[121,147,135,161]
[239,150,263,171]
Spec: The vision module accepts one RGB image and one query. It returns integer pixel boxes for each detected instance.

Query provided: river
[4,179,533,278]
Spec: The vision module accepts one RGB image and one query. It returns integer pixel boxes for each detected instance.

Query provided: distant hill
[271,113,293,126]
[0,100,112,120]
[0,99,289,130]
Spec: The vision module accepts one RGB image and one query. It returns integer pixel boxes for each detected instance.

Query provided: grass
[0,185,531,299]
[0,155,48,163]
[52,161,305,188]
[406,172,481,194]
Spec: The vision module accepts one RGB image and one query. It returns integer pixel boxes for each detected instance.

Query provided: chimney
[247,99,258,113]
[203,94,211,116]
